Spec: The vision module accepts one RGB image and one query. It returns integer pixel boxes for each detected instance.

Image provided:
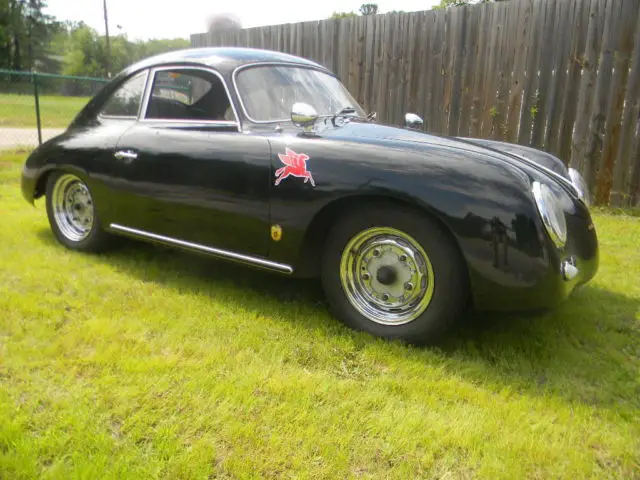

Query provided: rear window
[100,71,147,117]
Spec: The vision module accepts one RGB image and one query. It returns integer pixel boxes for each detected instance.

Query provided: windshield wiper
[330,106,360,126]
[334,106,357,117]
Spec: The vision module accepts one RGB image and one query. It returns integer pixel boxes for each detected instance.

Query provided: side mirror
[405,113,424,130]
[291,102,318,130]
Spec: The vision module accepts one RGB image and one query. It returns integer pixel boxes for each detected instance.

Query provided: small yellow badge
[271,224,283,241]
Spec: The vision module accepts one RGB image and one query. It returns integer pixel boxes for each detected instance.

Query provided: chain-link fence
[0,69,109,149]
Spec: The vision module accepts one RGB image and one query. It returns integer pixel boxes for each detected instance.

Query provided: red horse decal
[275,148,315,187]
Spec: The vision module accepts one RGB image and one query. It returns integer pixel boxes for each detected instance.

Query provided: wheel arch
[34,165,92,200]
[295,194,471,288]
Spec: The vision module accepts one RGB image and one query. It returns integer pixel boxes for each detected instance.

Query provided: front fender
[459,138,568,177]
[21,145,50,205]
[266,134,559,310]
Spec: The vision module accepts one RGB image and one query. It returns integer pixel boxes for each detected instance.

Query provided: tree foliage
[0,1,190,77]
[435,0,510,8]
[0,0,55,70]
[331,3,378,19]
[330,11,357,19]
[359,3,379,15]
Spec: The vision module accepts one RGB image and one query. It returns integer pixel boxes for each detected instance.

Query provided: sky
[45,0,441,41]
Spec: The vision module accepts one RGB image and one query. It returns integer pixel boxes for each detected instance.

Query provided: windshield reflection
[235,65,366,122]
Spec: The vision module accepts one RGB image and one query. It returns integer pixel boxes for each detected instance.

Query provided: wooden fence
[192,0,640,206]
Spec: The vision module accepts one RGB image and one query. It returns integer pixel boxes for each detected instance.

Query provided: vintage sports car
[21,48,598,344]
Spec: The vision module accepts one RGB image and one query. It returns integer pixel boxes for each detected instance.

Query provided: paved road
[0,128,65,149]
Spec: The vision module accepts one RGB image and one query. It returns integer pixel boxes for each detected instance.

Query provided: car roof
[124,47,330,76]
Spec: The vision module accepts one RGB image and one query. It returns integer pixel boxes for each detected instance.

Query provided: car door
[109,66,271,257]
[68,70,149,223]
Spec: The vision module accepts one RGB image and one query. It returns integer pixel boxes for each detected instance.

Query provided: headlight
[532,181,567,249]
[568,168,589,205]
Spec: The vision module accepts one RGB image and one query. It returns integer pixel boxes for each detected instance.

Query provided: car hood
[317,121,569,179]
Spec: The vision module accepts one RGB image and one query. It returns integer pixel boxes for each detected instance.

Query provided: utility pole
[103,0,111,77]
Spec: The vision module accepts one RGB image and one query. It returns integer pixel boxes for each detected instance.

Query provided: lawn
[0,94,90,128]
[0,149,639,479]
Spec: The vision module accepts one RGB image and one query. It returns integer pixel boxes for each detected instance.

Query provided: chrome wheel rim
[51,174,94,242]
[340,227,435,326]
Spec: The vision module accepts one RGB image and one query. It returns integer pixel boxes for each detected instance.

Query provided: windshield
[235,65,366,122]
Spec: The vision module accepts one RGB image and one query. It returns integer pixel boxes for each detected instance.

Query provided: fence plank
[600,1,639,205]
[586,0,619,199]
[492,2,513,140]
[446,6,467,136]
[458,5,480,137]
[480,4,502,138]
[570,0,603,177]
[504,0,531,143]
[556,0,590,162]
[416,12,432,127]
[518,0,546,145]
[470,4,492,138]
[426,10,445,133]
[611,11,640,206]
[531,0,558,149]
[544,0,575,157]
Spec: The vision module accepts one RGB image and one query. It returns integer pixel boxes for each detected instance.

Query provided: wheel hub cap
[52,174,94,242]
[340,227,435,325]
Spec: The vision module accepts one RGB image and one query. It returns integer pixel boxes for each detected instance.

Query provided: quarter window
[100,71,147,117]
[145,69,235,122]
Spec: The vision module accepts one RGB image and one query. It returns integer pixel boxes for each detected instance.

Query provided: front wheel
[322,205,469,344]
[45,172,114,252]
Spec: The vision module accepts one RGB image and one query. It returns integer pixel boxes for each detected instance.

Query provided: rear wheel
[321,204,468,344]
[46,172,113,252]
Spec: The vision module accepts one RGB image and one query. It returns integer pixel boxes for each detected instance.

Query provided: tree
[330,11,357,19]
[0,0,55,70]
[435,0,510,8]
[359,3,378,15]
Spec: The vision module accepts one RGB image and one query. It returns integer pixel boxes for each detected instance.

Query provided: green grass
[1,149,639,479]
[0,94,89,128]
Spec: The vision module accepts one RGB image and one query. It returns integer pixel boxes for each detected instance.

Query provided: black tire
[321,204,469,345]
[45,171,114,252]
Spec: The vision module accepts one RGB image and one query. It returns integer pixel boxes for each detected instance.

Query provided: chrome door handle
[114,150,138,161]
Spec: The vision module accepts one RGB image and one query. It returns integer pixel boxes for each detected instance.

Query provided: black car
[21,47,598,344]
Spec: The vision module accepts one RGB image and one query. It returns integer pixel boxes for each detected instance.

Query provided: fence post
[32,72,42,145]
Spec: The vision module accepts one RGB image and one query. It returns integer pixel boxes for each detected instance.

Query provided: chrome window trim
[109,223,294,274]
[139,65,241,130]
[98,69,149,120]
[231,62,337,124]
[138,118,239,127]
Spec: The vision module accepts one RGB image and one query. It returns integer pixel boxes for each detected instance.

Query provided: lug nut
[372,249,380,257]
[382,294,389,301]
[399,254,407,262]
[405,282,414,291]
[362,273,370,280]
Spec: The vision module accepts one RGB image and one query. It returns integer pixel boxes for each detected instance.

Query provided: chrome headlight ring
[568,168,590,206]
[532,181,568,249]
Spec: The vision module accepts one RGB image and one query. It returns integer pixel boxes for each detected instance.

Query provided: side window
[100,71,147,117]
[145,69,235,122]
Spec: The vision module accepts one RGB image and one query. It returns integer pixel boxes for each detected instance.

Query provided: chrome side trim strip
[109,223,293,274]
